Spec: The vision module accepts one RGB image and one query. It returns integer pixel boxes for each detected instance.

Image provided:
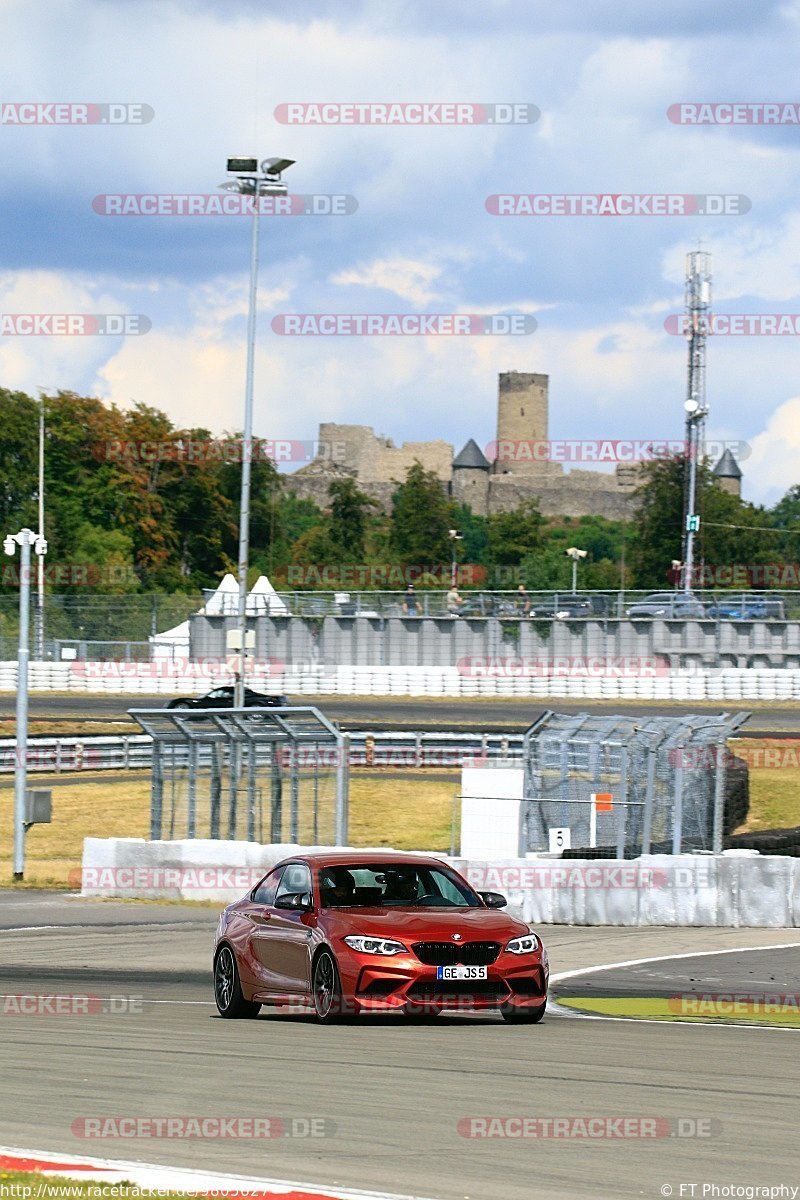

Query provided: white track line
[547,939,800,1031]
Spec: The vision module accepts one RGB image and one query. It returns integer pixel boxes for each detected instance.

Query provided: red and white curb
[0,1148,437,1200]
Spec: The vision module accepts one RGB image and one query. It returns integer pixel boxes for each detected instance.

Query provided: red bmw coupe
[213,851,548,1023]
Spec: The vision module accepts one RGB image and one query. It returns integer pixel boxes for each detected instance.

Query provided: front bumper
[337,946,548,1011]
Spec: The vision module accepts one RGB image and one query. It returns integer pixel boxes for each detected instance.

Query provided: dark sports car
[213,851,549,1023]
[165,685,288,710]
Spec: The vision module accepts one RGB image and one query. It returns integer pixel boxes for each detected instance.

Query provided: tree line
[1,387,798,598]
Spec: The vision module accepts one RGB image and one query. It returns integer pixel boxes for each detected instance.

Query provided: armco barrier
[79,839,800,926]
[4,660,800,700]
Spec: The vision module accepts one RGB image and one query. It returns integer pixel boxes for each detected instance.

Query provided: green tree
[485,500,544,587]
[629,456,771,589]
[328,477,375,560]
[389,461,454,566]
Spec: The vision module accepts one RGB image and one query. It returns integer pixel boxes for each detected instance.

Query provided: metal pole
[35,401,45,661]
[683,417,699,594]
[672,759,684,855]
[712,736,727,854]
[335,733,350,845]
[235,192,261,709]
[13,531,32,878]
[571,558,577,594]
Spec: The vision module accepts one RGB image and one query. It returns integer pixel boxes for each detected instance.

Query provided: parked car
[703,593,786,620]
[528,594,594,619]
[626,592,707,619]
[165,686,288,710]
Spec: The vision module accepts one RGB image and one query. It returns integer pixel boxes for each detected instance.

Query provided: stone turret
[452,438,490,515]
[713,448,742,497]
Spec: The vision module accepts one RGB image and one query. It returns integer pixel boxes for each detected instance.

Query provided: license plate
[436,965,488,980]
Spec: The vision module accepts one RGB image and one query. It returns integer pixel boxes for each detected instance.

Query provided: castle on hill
[284,371,742,519]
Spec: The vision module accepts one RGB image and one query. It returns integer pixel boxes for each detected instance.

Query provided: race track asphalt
[1,892,798,1200]
[1,692,798,734]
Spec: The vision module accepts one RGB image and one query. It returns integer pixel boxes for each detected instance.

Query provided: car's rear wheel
[312,949,351,1022]
[170,700,191,710]
[501,1001,546,1024]
[214,946,261,1019]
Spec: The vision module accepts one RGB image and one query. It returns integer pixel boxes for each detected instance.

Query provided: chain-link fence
[129,706,349,844]
[521,710,751,856]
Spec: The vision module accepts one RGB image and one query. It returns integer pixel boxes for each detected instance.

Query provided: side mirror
[275,891,312,911]
[479,891,507,909]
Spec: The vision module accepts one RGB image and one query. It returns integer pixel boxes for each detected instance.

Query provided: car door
[237,865,285,994]
[268,863,315,995]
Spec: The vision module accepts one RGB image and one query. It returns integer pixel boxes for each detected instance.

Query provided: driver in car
[321,867,356,907]
[383,869,420,904]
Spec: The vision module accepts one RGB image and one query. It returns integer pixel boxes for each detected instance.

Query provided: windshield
[318,863,481,909]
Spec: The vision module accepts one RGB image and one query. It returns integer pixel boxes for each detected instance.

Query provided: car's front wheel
[501,1001,546,1024]
[214,946,261,1019]
[312,949,351,1022]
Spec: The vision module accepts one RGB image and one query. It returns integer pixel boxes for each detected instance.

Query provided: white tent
[246,574,289,615]
[150,619,191,660]
[201,572,239,616]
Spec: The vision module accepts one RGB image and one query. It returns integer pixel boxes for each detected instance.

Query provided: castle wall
[488,470,638,520]
[317,422,452,484]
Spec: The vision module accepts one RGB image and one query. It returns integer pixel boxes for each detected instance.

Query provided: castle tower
[494,371,551,475]
[712,448,742,498]
[452,438,490,516]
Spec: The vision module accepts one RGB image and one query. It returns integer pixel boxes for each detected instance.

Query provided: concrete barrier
[5,661,800,700]
[81,838,800,926]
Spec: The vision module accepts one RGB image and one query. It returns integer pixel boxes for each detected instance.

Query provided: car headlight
[506,933,540,955]
[343,935,407,956]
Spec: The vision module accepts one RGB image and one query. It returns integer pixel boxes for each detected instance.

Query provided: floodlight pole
[34,397,45,660]
[223,157,294,709]
[235,194,260,709]
[6,528,46,879]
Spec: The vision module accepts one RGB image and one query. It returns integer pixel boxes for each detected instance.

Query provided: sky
[1,0,800,505]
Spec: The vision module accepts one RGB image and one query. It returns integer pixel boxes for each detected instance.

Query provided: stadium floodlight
[565,546,587,594]
[226,157,259,174]
[262,157,295,176]
[3,535,15,556]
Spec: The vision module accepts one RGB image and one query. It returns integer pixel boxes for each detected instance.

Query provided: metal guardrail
[0,730,525,775]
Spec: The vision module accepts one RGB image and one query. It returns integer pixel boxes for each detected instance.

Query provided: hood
[321,906,530,942]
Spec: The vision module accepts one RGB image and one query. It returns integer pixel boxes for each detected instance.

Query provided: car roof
[278,849,449,870]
